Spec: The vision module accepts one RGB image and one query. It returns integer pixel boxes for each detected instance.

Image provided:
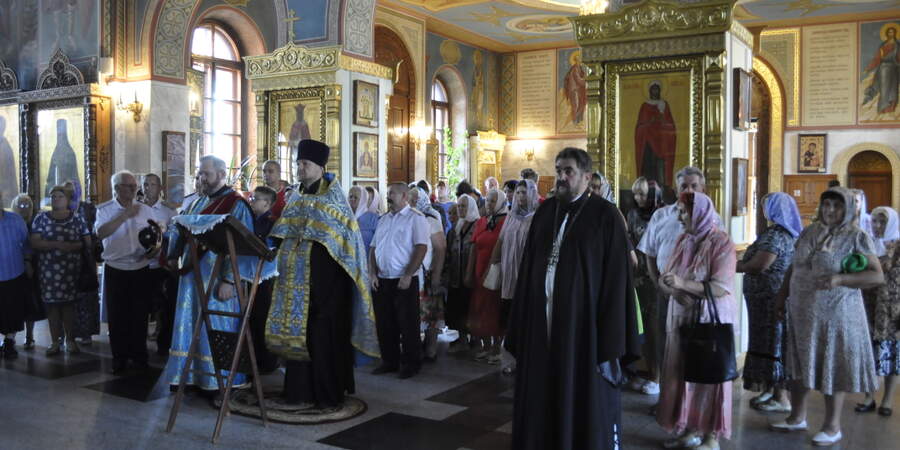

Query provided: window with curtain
[431,80,450,180]
[191,24,242,168]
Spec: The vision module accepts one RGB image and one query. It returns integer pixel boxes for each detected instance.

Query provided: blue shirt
[0,211,30,281]
[357,211,380,251]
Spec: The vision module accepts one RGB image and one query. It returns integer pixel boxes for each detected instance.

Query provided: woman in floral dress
[30,185,91,355]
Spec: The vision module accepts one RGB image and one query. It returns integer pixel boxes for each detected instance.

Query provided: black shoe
[855,400,876,413]
[397,366,419,379]
[2,339,17,359]
[878,406,893,417]
[111,360,128,375]
[371,363,399,375]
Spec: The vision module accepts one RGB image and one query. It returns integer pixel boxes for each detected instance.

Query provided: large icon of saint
[44,118,79,197]
[634,81,677,188]
[0,115,17,202]
[862,23,900,115]
[288,103,311,149]
[563,51,586,125]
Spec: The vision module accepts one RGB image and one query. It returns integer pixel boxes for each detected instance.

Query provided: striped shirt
[0,210,30,281]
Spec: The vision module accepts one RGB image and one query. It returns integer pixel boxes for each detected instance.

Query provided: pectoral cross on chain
[284,9,300,42]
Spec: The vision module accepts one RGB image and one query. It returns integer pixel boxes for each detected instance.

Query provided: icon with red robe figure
[634,80,677,189]
[288,103,311,150]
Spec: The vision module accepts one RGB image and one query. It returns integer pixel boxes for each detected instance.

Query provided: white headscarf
[366,187,383,214]
[872,206,900,256]
[456,194,480,235]
[510,179,539,220]
[349,185,369,219]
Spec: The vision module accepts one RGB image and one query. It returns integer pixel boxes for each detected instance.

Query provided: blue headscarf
[763,192,803,238]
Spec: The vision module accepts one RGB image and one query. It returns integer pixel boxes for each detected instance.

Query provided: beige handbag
[482,263,501,291]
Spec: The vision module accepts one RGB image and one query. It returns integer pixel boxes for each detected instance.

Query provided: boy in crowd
[248,184,279,373]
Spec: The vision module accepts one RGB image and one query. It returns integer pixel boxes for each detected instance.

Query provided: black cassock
[505,193,641,450]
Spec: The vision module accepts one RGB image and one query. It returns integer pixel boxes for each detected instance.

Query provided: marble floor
[1,323,898,450]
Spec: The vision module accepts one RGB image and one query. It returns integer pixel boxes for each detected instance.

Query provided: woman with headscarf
[852,188,874,236]
[447,194,480,353]
[771,187,883,446]
[365,186,383,215]
[62,179,100,346]
[590,171,615,203]
[490,179,539,368]
[348,185,380,251]
[465,187,507,363]
[857,206,900,416]
[11,194,44,350]
[409,187,447,361]
[656,192,736,450]
[738,192,802,413]
[626,177,664,394]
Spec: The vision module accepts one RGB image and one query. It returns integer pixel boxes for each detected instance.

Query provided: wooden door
[848,150,892,210]
[374,26,415,184]
[783,174,837,225]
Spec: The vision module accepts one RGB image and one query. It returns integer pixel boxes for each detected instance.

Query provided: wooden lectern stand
[165,215,275,443]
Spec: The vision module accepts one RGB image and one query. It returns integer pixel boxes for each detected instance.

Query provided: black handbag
[679,281,738,384]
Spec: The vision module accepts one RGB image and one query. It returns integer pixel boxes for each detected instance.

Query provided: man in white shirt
[369,183,429,379]
[95,170,156,374]
[636,166,721,398]
[140,173,178,356]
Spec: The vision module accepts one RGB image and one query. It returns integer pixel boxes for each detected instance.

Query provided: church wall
[761,18,900,206]
[500,137,587,186]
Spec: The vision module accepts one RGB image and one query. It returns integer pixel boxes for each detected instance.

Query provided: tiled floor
[2,322,898,449]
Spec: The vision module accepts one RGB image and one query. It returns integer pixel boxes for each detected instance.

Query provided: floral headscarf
[763,192,803,238]
[412,187,439,221]
[593,171,615,202]
[668,192,718,274]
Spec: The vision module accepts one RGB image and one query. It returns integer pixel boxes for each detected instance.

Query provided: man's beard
[555,181,574,203]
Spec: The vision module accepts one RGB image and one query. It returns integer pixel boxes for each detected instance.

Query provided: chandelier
[579,0,609,15]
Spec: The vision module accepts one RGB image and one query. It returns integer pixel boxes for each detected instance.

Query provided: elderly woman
[490,180,538,367]
[447,194,479,353]
[11,194,44,350]
[656,192,736,450]
[30,185,92,355]
[365,186,383,215]
[738,192,802,413]
[0,191,32,359]
[348,186,380,251]
[466,188,507,363]
[857,206,900,416]
[409,187,447,361]
[771,187,883,446]
[626,177,664,394]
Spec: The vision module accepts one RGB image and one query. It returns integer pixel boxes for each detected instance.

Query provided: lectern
[165,215,275,443]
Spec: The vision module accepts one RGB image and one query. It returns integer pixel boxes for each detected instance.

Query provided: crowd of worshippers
[1,139,899,449]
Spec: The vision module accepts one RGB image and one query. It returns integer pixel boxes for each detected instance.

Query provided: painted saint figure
[863,24,900,115]
[635,81,677,189]
[803,142,821,169]
[288,103,311,150]
[563,51,586,125]
[45,119,80,200]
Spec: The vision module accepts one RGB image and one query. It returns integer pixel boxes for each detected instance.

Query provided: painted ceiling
[386,0,900,51]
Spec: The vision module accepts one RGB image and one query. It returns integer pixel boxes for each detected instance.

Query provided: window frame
[431,79,450,181]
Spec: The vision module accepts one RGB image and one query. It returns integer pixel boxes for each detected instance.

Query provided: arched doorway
[750,70,771,234]
[848,150,893,210]
[374,26,415,184]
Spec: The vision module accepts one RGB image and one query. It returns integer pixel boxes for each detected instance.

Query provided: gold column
[585,62,604,172]
[254,91,267,185]
[703,52,725,215]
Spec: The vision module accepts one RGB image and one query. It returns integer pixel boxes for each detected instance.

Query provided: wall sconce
[117,92,143,122]
[410,123,433,149]
[524,147,535,161]
[579,0,609,15]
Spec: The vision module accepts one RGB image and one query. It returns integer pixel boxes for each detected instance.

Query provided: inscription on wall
[801,23,857,126]
[516,50,556,138]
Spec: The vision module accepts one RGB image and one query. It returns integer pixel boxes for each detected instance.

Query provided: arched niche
[832,142,900,211]
[752,57,785,195]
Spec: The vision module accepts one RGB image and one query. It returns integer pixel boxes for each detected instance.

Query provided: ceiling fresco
[386,0,900,51]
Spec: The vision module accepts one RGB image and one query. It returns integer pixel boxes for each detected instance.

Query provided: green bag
[841,253,868,273]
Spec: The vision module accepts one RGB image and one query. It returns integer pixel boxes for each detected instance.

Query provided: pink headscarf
[668,192,718,274]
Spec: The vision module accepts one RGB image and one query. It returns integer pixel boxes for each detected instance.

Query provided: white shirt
[422,215,442,270]
[95,199,155,271]
[637,203,724,273]
[371,205,430,279]
[144,199,177,269]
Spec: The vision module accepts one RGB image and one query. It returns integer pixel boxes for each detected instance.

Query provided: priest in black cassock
[505,147,641,450]
[265,139,379,410]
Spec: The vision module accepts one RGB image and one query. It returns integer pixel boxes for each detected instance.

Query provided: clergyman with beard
[505,147,641,450]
